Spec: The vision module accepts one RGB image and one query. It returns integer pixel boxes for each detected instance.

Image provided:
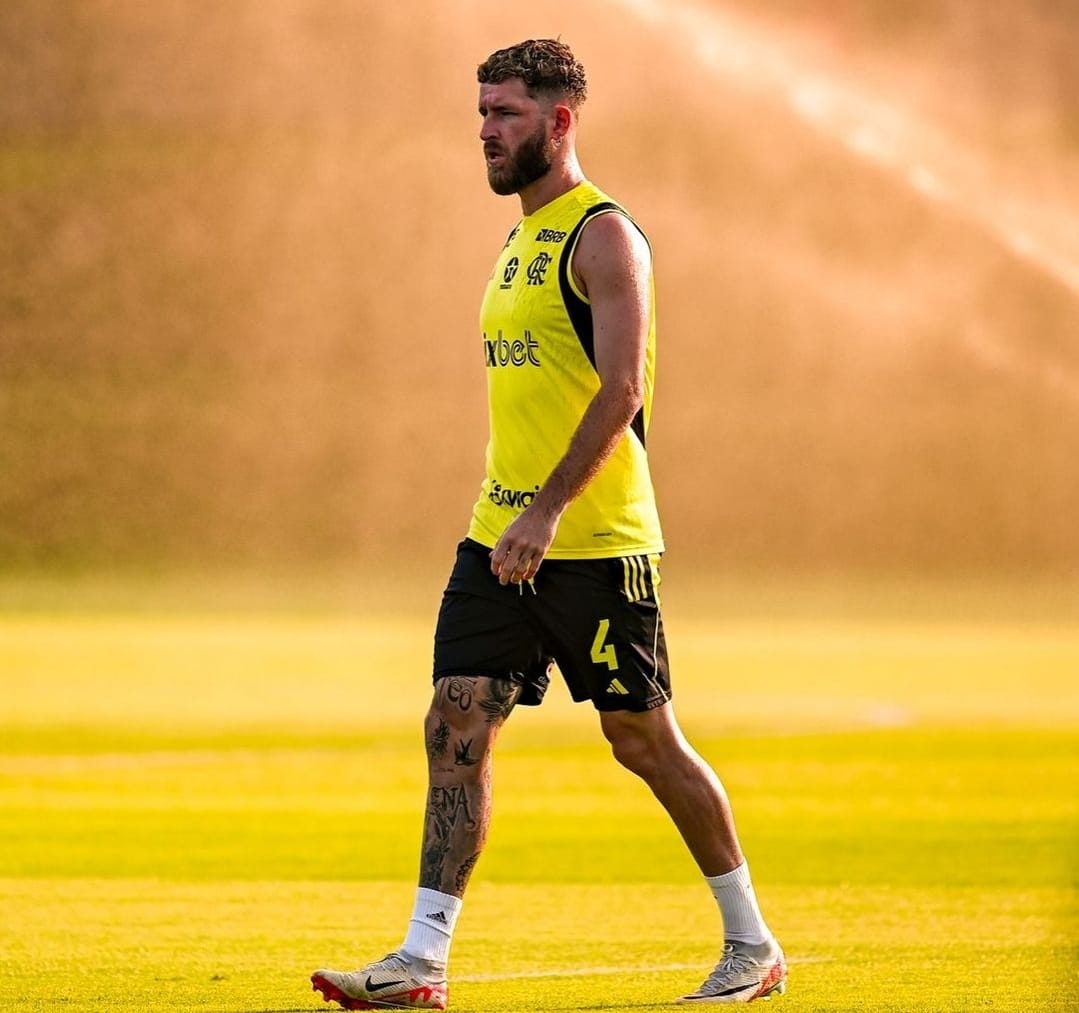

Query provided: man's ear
[552,103,573,141]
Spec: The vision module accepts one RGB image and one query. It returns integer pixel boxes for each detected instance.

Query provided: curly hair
[477,39,588,109]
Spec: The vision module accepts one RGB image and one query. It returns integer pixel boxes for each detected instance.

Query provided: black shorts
[432,539,671,712]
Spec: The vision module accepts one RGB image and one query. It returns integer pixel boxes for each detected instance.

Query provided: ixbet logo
[484,329,541,368]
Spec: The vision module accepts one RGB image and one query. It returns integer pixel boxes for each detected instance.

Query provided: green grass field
[1,578,1077,1012]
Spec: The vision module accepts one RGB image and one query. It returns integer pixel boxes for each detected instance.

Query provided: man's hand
[490,503,561,585]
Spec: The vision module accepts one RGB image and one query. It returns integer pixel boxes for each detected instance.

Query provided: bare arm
[490,212,652,585]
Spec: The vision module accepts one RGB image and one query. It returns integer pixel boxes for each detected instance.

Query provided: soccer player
[312,39,786,1009]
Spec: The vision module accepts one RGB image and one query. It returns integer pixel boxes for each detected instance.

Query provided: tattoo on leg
[454,737,479,766]
[420,836,450,889]
[420,784,477,889]
[437,784,476,828]
[479,679,519,724]
[446,677,474,711]
[418,678,512,892]
[454,852,481,892]
[427,717,450,762]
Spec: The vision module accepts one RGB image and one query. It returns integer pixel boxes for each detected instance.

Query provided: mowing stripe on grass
[458,956,832,982]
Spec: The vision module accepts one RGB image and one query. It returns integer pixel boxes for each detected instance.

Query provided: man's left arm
[490,212,652,585]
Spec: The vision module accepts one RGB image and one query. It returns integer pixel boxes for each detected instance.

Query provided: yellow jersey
[466,181,665,559]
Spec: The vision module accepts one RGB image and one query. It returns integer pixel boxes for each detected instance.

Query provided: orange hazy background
[2,0,1078,581]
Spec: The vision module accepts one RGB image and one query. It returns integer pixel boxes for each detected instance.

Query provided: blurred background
[2,0,1078,598]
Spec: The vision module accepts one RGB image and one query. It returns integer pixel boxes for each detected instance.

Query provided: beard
[486,122,553,196]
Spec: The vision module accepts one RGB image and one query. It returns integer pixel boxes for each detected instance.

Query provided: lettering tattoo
[434,784,476,827]
[446,678,474,711]
[420,784,477,889]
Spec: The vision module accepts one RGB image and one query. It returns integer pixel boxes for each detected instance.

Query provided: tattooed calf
[455,851,481,892]
[420,784,478,888]
[429,784,476,831]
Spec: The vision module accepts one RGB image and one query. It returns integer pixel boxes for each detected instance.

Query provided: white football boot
[679,938,788,1003]
[312,950,448,1010]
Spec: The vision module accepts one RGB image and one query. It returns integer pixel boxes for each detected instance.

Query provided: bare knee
[601,704,701,785]
[429,676,480,727]
[425,676,519,771]
[601,710,664,780]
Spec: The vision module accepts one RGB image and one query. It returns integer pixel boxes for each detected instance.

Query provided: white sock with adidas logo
[402,887,463,965]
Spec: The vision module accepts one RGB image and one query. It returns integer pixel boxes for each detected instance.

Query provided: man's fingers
[490,544,515,584]
[490,543,537,585]
[503,554,530,585]
[512,555,533,583]
[490,543,510,576]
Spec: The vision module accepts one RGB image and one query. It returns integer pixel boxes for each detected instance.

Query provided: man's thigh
[432,539,553,707]
[530,553,671,713]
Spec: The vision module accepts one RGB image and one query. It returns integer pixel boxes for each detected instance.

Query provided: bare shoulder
[572,210,652,298]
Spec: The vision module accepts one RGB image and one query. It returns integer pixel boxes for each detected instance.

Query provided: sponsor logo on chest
[484,329,541,368]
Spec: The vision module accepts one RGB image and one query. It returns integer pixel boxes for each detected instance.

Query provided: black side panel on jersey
[557,201,648,448]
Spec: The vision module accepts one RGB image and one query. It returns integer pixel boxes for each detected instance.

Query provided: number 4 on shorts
[590,618,619,671]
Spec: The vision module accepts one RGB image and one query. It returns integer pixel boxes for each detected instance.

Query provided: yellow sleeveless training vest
[466,181,665,559]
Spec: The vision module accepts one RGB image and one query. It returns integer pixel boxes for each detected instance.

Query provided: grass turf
[1,593,1076,1011]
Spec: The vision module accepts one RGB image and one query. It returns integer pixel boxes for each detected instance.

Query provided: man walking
[312,39,786,1009]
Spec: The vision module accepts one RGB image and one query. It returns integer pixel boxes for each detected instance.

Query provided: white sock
[401,888,463,965]
[706,862,771,945]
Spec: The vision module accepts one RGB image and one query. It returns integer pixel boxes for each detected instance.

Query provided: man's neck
[517,157,585,216]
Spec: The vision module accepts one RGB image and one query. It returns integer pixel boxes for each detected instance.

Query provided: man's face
[478,79,554,196]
